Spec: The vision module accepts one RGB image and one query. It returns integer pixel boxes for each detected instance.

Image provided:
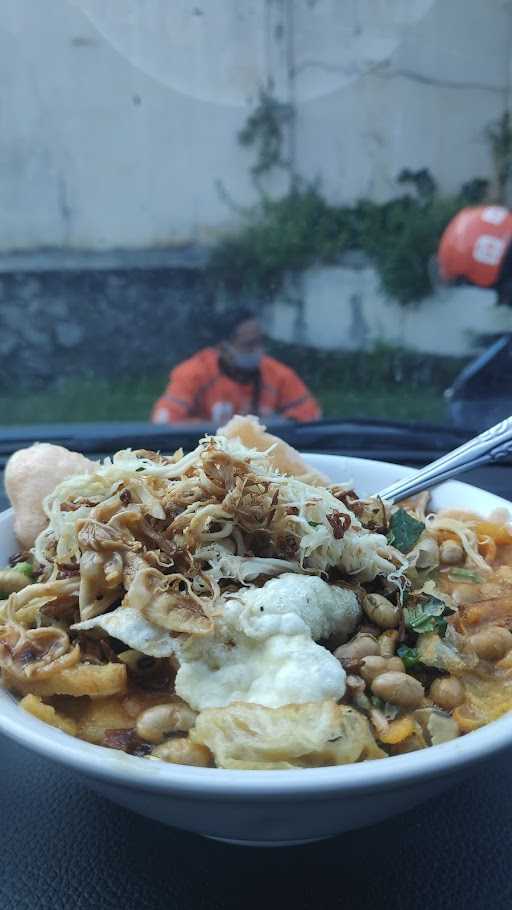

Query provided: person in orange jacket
[151,307,321,425]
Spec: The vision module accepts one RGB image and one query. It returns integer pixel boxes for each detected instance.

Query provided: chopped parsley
[403,595,456,637]
[387,508,425,553]
[397,644,421,670]
[447,568,481,584]
[15,561,34,579]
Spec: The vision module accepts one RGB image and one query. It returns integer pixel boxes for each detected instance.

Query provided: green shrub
[210,90,497,306]
[266,339,468,393]
[208,181,483,305]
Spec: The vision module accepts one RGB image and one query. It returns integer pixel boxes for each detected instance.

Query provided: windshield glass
[2,0,511,435]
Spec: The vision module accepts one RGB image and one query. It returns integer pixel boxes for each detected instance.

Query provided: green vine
[208,177,488,304]
[238,88,294,179]
[485,110,512,204]
[208,94,497,305]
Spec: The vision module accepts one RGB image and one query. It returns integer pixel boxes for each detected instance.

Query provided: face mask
[226,345,263,370]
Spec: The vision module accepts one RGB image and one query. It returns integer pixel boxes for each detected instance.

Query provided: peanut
[371,671,424,708]
[136,701,197,744]
[430,677,465,711]
[362,593,400,629]
[152,737,212,767]
[470,626,512,661]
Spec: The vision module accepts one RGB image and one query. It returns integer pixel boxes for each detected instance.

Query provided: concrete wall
[269,263,512,356]
[1,257,505,394]
[0,261,213,391]
[0,0,511,252]
[295,0,512,203]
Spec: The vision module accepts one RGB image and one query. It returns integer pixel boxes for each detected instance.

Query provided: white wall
[0,0,257,250]
[0,0,510,251]
[294,0,512,201]
[269,265,512,356]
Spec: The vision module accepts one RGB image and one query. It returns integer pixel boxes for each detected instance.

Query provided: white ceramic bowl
[2,454,512,847]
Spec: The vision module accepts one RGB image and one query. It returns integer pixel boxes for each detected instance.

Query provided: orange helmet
[438,206,512,288]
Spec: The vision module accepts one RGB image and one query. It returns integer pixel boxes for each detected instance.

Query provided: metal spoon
[375,417,512,504]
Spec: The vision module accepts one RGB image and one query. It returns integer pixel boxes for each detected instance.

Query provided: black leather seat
[1,734,512,909]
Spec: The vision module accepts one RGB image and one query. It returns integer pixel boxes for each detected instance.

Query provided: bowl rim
[2,453,512,799]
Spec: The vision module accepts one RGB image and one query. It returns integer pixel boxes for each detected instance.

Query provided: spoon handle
[375,417,512,503]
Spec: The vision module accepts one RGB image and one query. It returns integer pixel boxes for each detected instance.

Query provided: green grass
[0,372,448,426]
[0,374,169,425]
[319,387,447,424]
[0,342,460,427]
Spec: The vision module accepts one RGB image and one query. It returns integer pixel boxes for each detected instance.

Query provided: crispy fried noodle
[2,423,512,769]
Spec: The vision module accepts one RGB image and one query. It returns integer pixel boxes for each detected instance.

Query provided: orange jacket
[151,347,321,424]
